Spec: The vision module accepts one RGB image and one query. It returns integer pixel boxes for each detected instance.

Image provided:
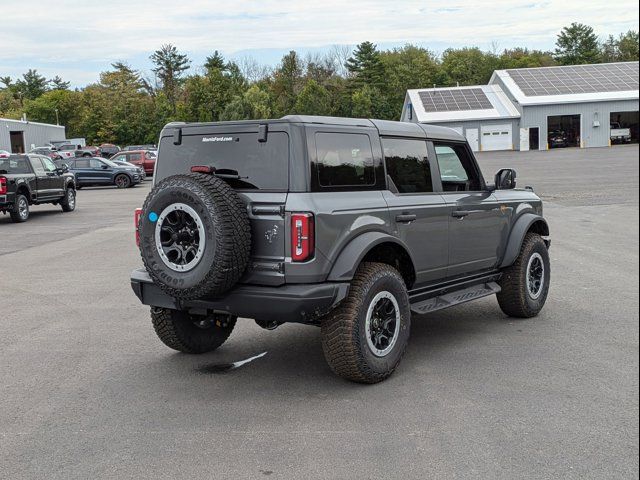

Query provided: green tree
[602,31,640,62]
[49,76,70,90]
[23,89,80,126]
[554,23,601,65]
[294,79,331,115]
[150,44,191,114]
[345,41,386,90]
[380,45,444,118]
[15,69,48,101]
[351,85,375,118]
[220,85,271,121]
[271,51,303,115]
[441,48,499,86]
[498,48,556,69]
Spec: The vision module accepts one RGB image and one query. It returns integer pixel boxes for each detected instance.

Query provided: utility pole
[55,108,59,125]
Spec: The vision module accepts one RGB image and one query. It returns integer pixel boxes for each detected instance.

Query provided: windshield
[0,155,32,174]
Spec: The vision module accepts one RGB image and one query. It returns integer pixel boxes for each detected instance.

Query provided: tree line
[0,23,637,146]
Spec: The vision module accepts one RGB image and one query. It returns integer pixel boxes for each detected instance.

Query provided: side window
[90,159,104,169]
[434,143,482,192]
[113,155,126,162]
[145,151,156,159]
[315,133,375,188]
[128,153,142,162]
[74,159,90,168]
[382,138,432,194]
[41,157,57,172]
[29,157,46,175]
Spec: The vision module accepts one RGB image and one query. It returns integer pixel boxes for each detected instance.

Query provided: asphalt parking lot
[1,145,638,479]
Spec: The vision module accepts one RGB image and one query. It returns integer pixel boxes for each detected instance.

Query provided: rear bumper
[130,268,349,324]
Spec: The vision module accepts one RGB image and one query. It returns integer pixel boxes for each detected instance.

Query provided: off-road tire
[321,262,411,384]
[60,188,76,212]
[114,174,131,189]
[150,307,237,354]
[10,194,29,223]
[497,233,550,318]
[139,173,251,300]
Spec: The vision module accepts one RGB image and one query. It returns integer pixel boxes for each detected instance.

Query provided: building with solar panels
[401,61,639,152]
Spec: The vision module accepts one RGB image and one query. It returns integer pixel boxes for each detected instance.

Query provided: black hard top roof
[167,115,465,142]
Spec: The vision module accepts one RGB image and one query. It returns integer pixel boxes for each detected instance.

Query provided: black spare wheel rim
[139,173,251,300]
[155,203,206,272]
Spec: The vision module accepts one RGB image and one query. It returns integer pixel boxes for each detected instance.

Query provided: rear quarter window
[314,132,375,189]
[156,132,289,191]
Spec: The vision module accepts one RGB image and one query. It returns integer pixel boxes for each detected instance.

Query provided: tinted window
[90,159,104,169]
[382,138,432,193]
[29,157,46,175]
[59,145,75,151]
[74,159,90,168]
[156,132,289,191]
[316,133,375,188]
[434,143,482,191]
[0,156,32,174]
[129,153,142,162]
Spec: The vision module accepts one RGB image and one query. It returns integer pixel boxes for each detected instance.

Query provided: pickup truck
[610,123,632,144]
[0,154,76,222]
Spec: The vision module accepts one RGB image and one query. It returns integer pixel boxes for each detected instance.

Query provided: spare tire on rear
[138,173,251,300]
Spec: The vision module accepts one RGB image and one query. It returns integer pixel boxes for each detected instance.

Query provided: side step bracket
[410,282,501,315]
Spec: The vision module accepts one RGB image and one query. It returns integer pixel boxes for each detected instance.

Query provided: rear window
[156,132,289,191]
[0,156,32,174]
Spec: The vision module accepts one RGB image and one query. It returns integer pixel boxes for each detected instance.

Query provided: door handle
[396,213,417,224]
[451,210,470,218]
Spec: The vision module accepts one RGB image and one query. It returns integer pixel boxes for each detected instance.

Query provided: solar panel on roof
[419,88,493,112]
[508,62,638,96]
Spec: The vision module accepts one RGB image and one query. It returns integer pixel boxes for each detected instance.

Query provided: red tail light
[134,208,143,246]
[0,177,6,195]
[191,165,214,174]
[291,213,314,262]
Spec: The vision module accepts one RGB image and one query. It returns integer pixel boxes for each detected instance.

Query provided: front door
[40,156,65,197]
[10,131,25,153]
[431,142,506,278]
[28,156,57,200]
[529,127,540,150]
[381,137,449,285]
[90,158,113,184]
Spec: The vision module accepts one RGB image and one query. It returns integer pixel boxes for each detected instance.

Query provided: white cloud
[1,0,638,85]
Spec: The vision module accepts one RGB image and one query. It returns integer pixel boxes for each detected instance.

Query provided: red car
[110,150,156,175]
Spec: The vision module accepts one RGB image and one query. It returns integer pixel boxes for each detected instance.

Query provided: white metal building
[401,61,639,151]
[0,117,66,153]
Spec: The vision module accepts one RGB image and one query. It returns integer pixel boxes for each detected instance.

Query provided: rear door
[156,124,291,286]
[381,137,449,285]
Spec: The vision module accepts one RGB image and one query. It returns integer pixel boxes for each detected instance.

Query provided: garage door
[481,124,512,151]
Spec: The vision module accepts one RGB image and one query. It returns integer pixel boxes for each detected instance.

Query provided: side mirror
[494,168,517,190]
[101,164,109,170]
[62,164,69,173]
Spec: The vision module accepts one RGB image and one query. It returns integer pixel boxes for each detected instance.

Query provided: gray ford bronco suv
[131,116,550,383]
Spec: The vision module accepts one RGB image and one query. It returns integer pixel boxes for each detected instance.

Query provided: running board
[410,282,501,315]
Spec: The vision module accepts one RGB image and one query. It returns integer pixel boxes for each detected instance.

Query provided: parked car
[610,122,632,144]
[0,150,10,159]
[75,146,101,157]
[110,159,146,180]
[110,150,156,175]
[548,130,569,148]
[0,154,76,222]
[100,143,120,158]
[57,143,82,159]
[66,157,142,189]
[131,116,551,384]
[123,144,156,152]
[30,147,63,161]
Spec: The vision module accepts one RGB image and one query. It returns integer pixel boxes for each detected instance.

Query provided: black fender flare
[499,213,550,268]
[64,177,76,190]
[14,179,32,201]
[327,231,416,282]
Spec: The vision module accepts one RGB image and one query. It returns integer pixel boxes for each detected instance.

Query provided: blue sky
[1,0,638,87]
